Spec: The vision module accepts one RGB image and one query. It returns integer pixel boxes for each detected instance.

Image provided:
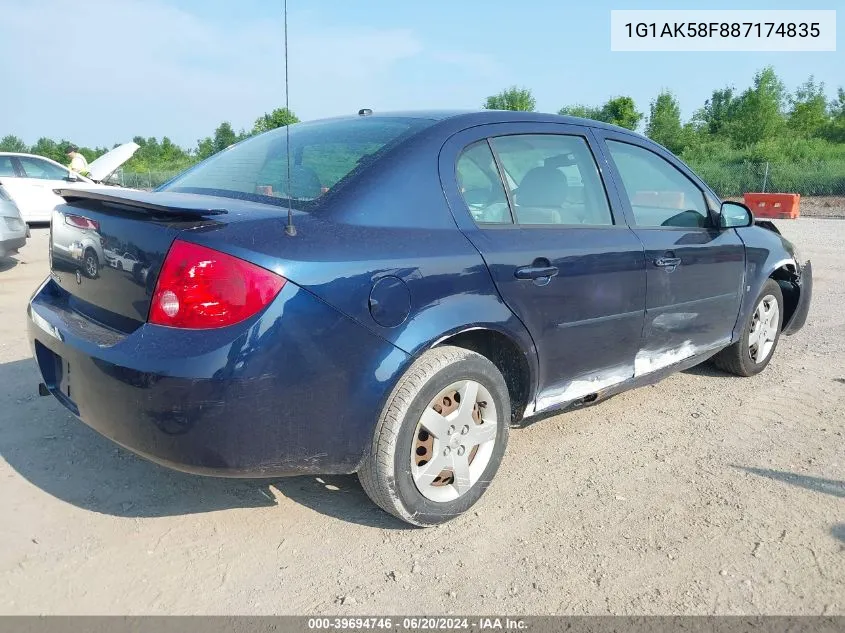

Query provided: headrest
[516,166,568,208]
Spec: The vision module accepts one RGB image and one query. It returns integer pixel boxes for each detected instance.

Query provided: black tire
[359,345,510,527]
[712,278,784,377]
[83,249,99,278]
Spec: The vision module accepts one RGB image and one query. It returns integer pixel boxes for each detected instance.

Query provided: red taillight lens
[148,240,286,329]
[65,214,99,231]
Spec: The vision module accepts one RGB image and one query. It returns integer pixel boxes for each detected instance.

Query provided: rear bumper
[28,278,409,477]
[783,259,812,335]
[0,235,26,257]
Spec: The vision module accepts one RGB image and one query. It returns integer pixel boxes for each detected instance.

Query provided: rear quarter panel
[185,126,540,404]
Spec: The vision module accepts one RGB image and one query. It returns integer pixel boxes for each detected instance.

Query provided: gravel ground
[798,197,845,219]
[0,221,842,615]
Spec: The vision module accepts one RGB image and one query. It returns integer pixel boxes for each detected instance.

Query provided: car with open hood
[27,111,812,526]
[0,142,139,224]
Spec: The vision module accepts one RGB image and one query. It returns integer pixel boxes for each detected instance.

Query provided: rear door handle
[514,265,559,280]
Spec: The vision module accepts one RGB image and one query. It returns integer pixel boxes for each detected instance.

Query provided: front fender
[733,225,802,340]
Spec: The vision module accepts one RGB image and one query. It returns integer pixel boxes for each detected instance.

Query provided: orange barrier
[743,193,801,219]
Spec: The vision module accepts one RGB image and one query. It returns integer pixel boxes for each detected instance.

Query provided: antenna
[283,0,296,236]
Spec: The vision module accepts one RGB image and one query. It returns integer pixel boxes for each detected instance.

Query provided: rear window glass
[161,117,433,209]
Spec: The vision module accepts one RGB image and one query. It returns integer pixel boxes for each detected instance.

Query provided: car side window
[0,156,17,177]
[18,157,69,181]
[456,140,512,225]
[606,140,709,228]
[489,134,614,226]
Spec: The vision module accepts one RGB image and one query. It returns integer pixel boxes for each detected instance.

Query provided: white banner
[610,10,836,52]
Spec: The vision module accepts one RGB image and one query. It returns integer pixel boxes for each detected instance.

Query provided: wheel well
[435,329,531,422]
[770,264,799,329]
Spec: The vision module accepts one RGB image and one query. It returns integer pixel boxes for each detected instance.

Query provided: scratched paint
[533,366,633,413]
[634,341,698,376]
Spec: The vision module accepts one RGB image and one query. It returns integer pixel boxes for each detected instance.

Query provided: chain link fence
[687,160,845,218]
[688,160,845,197]
[111,169,183,191]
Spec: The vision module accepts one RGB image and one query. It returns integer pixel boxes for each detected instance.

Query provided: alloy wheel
[410,379,497,503]
[748,294,779,364]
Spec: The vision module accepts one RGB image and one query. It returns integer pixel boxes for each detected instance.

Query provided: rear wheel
[359,346,510,526]
[713,279,783,376]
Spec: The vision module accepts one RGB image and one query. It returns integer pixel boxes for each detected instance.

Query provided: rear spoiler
[54,188,228,217]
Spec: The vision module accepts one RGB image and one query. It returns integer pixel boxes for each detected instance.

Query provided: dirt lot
[0,222,842,615]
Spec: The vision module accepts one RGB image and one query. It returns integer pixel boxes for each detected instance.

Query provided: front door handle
[515,265,559,280]
[654,255,682,272]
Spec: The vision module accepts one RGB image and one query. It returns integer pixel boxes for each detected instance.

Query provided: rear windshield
[160,117,433,210]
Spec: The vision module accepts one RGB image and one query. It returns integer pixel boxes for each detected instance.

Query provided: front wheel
[712,278,783,376]
[359,346,510,526]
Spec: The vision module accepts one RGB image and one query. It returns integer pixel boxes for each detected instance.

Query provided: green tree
[252,107,299,134]
[558,104,602,120]
[124,136,192,174]
[824,88,845,141]
[645,91,685,153]
[30,137,64,164]
[727,66,786,145]
[788,76,829,138]
[558,96,642,130]
[0,135,27,152]
[196,136,215,161]
[693,87,739,135]
[484,86,536,111]
[212,122,238,153]
[597,96,643,131]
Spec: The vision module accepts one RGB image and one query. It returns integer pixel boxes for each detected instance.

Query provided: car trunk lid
[48,189,250,331]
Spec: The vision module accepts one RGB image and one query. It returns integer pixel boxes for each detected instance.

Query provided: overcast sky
[0,0,841,149]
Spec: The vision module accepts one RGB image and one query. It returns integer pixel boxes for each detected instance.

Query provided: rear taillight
[65,214,100,231]
[148,240,285,329]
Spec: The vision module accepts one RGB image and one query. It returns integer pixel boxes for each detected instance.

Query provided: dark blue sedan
[28,110,812,526]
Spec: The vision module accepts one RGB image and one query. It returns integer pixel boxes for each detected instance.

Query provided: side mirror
[63,175,80,182]
[719,201,753,229]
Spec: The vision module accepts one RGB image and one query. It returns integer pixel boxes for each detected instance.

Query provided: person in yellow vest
[66,145,90,178]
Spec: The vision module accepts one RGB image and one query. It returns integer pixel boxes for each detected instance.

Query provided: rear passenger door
[594,131,745,373]
[440,123,646,413]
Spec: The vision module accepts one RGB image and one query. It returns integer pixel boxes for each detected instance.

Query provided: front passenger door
[598,134,745,374]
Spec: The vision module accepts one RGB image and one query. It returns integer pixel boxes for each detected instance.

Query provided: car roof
[0,152,58,158]
[0,152,70,167]
[331,109,644,137]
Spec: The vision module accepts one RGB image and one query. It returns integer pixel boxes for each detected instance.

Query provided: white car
[0,185,28,258]
[51,211,106,278]
[109,250,140,272]
[0,142,140,224]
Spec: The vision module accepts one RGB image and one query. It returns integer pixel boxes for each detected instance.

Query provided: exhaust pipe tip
[38,383,50,397]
